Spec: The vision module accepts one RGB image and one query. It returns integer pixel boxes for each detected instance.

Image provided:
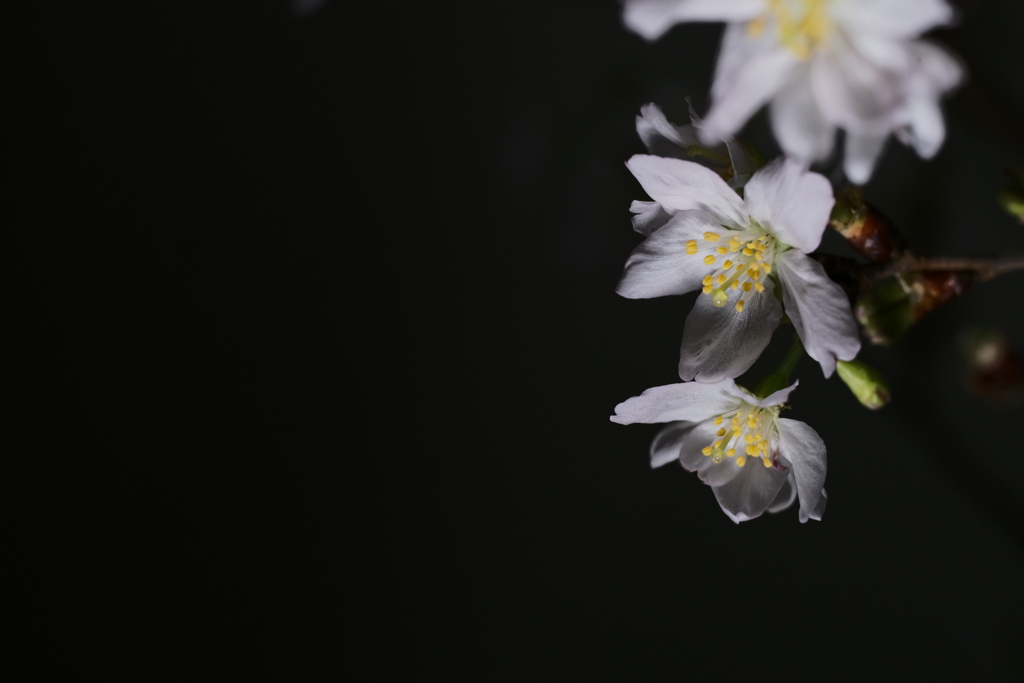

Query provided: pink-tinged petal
[623,0,765,41]
[744,158,834,253]
[702,46,798,143]
[617,210,726,299]
[650,421,691,468]
[678,277,783,383]
[770,69,836,164]
[767,471,798,514]
[775,251,861,378]
[611,381,744,425]
[678,420,745,487]
[831,0,955,40]
[626,155,749,228]
[712,459,789,523]
[629,200,674,237]
[844,132,888,184]
[776,418,827,522]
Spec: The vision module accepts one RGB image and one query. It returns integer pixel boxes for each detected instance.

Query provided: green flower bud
[836,360,891,410]
[999,167,1024,225]
[856,279,913,345]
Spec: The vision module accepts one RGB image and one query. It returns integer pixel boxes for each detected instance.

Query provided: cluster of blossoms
[611,0,961,522]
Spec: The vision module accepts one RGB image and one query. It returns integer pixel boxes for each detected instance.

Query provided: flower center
[748,0,832,60]
[686,228,777,314]
[701,404,780,468]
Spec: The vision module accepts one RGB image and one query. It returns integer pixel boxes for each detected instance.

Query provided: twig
[864,252,1024,286]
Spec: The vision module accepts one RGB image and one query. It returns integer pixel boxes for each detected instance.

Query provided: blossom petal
[775,251,861,378]
[712,459,789,523]
[844,133,888,185]
[623,0,765,41]
[743,157,834,253]
[756,380,800,408]
[678,278,783,383]
[629,200,674,237]
[650,421,691,468]
[719,379,797,408]
[637,103,697,158]
[810,40,901,133]
[913,40,964,93]
[898,96,944,159]
[678,420,744,487]
[770,69,836,164]
[626,155,750,228]
[611,381,744,425]
[767,471,798,514]
[776,418,828,522]
[617,210,725,298]
[702,46,797,143]
[831,0,955,40]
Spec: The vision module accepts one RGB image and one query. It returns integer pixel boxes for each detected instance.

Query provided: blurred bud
[829,186,903,262]
[961,328,1024,403]
[836,360,891,410]
[857,271,975,344]
[856,279,913,345]
[998,167,1024,225]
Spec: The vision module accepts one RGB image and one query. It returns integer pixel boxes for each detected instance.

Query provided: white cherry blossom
[622,0,963,183]
[630,101,760,236]
[611,378,827,523]
[620,154,860,382]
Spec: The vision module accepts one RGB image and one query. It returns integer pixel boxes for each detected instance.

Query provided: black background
[14,0,1024,678]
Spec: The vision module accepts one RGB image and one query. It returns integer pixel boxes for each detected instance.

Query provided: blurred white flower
[622,0,963,183]
[620,155,860,382]
[611,378,827,523]
[292,0,327,17]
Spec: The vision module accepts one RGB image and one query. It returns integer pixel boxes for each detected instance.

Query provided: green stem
[754,335,805,399]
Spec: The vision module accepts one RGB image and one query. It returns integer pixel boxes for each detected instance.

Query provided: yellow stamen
[686,240,698,255]
[704,255,716,265]
[736,456,747,467]
[735,300,745,313]
[704,232,721,242]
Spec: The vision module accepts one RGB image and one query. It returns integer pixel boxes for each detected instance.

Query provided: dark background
[14,0,1024,678]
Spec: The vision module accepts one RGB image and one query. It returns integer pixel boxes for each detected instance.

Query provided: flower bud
[856,279,913,345]
[998,167,1024,225]
[836,360,891,410]
[856,271,975,345]
[961,328,1024,403]
[829,187,903,262]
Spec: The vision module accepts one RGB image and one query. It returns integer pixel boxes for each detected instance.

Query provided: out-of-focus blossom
[620,154,860,382]
[292,0,327,17]
[622,0,963,183]
[611,378,827,523]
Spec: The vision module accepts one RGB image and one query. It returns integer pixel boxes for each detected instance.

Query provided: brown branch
[864,252,1024,286]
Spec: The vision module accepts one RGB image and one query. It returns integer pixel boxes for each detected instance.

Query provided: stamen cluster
[702,405,780,468]
[687,229,776,313]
